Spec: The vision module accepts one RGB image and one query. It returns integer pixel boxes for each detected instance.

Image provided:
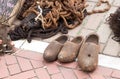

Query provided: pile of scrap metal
[8,0,111,42]
[8,0,87,42]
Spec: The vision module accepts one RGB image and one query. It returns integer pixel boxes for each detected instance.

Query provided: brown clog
[77,33,100,72]
[58,36,83,63]
[43,35,68,62]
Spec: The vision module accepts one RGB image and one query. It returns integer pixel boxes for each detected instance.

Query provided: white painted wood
[13,40,26,48]
[99,54,120,70]
[21,40,49,53]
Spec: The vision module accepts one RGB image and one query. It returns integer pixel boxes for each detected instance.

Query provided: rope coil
[35,4,45,29]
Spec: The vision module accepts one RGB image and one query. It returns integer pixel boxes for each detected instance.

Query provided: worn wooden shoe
[43,35,68,62]
[58,36,83,63]
[77,33,100,72]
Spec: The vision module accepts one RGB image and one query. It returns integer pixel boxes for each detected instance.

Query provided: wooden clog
[77,33,100,72]
[58,36,83,63]
[43,35,68,62]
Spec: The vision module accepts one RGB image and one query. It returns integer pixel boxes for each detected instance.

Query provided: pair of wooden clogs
[43,34,100,72]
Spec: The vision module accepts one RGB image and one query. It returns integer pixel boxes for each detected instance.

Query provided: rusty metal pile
[18,0,87,29]
[8,0,111,42]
